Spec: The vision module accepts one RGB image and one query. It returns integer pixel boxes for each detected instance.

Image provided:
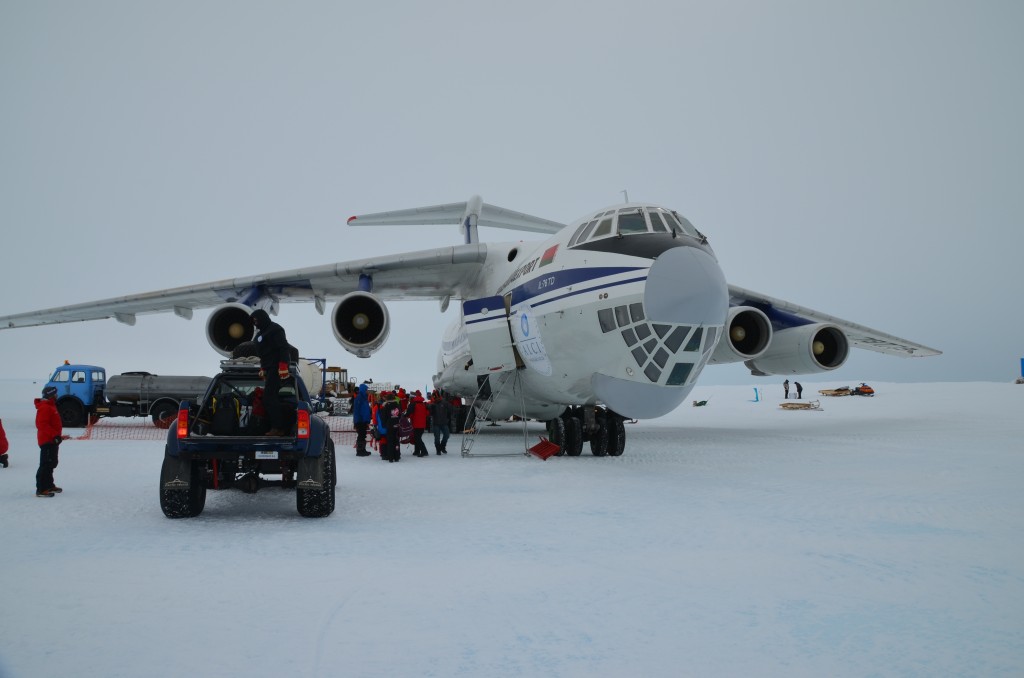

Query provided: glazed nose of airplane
[644,245,729,327]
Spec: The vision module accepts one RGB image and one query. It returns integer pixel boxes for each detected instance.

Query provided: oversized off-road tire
[151,401,178,429]
[160,453,206,518]
[297,439,336,518]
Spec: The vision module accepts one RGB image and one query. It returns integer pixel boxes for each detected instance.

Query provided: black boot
[0,453,7,468]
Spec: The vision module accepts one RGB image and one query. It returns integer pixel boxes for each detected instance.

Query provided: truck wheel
[151,403,178,429]
[297,440,335,518]
[57,398,86,428]
[160,454,207,518]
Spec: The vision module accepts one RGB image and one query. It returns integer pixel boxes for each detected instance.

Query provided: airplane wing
[0,244,488,330]
[728,284,941,357]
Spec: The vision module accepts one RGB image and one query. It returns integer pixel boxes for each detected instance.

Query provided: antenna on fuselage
[621,189,629,203]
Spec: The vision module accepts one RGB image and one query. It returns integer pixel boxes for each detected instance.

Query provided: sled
[818,387,851,397]
[779,399,822,411]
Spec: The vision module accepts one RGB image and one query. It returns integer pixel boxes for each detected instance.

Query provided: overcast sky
[1,1,1021,389]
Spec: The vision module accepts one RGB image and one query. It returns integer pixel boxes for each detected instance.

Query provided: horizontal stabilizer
[348,196,565,235]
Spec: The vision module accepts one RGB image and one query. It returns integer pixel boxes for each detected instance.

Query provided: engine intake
[710,306,772,364]
[744,323,849,376]
[206,303,255,357]
[331,292,390,358]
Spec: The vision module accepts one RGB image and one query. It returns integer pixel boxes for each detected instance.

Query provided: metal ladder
[460,370,528,457]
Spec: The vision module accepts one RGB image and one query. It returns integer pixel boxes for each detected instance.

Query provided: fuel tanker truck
[43,363,212,428]
[44,359,324,429]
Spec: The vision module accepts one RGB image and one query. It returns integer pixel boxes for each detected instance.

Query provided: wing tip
[347,216,357,225]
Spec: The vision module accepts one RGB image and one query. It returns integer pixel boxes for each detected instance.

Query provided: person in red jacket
[0,417,9,468]
[35,386,70,497]
[406,391,430,457]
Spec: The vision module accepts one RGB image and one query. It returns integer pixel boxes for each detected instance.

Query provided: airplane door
[462,296,517,373]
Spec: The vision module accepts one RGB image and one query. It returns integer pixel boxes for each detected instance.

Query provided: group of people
[783,379,804,399]
[350,383,458,463]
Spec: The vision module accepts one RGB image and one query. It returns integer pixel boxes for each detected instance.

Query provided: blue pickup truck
[159,358,336,518]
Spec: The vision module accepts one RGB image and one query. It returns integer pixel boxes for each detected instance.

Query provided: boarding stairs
[460,369,530,458]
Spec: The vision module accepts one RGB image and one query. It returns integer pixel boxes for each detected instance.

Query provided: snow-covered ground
[1,379,1022,678]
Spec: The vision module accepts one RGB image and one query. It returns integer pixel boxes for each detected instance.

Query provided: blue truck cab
[45,363,105,426]
[159,358,336,519]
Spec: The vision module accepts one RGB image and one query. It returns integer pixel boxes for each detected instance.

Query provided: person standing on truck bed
[250,309,292,437]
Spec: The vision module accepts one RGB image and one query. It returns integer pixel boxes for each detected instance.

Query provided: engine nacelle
[331,291,390,358]
[744,323,849,376]
[709,306,772,364]
[206,303,256,357]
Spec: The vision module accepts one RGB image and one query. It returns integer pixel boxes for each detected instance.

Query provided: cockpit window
[666,212,700,238]
[569,205,708,247]
[569,219,598,247]
[592,217,614,239]
[649,211,671,233]
[617,210,648,235]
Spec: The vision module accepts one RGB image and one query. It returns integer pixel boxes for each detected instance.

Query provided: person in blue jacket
[351,383,373,456]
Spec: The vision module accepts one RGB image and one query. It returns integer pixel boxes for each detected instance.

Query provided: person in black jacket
[250,309,292,436]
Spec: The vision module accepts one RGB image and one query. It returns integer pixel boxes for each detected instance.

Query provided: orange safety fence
[74,414,358,448]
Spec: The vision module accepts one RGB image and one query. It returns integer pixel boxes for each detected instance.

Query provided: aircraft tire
[589,411,609,457]
[607,417,625,456]
[563,413,583,456]
[546,416,566,455]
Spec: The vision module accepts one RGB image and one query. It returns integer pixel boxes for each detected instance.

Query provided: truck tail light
[177,410,189,438]
[297,409,310,439]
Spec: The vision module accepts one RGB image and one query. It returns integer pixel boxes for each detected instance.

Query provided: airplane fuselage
[434,203,729,420]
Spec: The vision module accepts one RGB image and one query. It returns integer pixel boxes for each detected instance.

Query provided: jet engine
[709,306,772,364]
[206,303,256,357]
[331,291,390,358]
[743,323,849,376]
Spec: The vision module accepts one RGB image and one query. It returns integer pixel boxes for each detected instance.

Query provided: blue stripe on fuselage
[508,266,647,308]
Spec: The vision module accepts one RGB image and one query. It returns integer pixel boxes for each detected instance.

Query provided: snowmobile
[851,383,875,396]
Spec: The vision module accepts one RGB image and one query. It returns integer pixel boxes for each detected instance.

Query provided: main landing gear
[546,406,626,457]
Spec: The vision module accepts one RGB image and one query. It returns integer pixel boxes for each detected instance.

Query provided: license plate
[255,450,279,460]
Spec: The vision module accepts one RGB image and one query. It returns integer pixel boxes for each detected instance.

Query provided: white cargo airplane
[0,196,939,455]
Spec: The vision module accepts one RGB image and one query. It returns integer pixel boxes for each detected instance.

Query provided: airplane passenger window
[617,211,648,235]
[592,217,614,239]
[598,308,616,333]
